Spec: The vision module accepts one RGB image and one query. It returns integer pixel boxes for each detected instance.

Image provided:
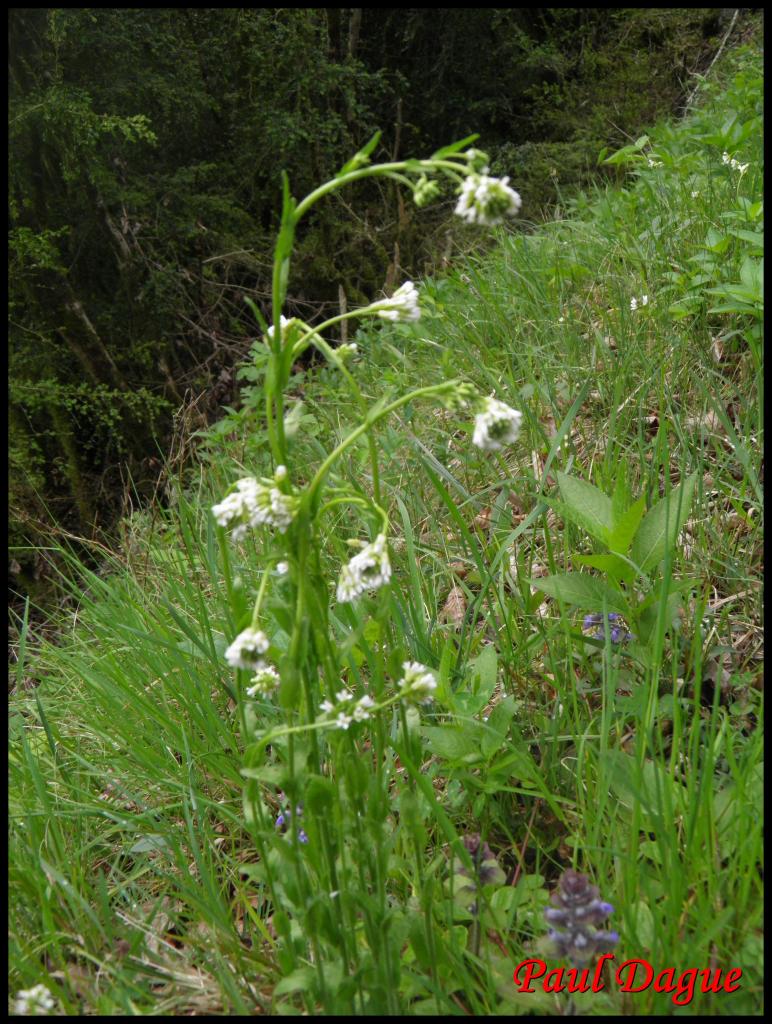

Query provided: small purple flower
[545,869,618,966]
[582,612,633,644]
[275,803,307,843]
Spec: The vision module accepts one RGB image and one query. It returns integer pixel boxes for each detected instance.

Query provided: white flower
[225,627,270,670]
[335,711,353,730]
[375,281,421,322]
[336,533,392,602]
[723,151,749,173]
[398,661,438,705]
[641,294,649,306]
[14,984,55,1016]
[691,190,700,198]
[472,397,522,451]
[212,474,298,539]
[275,561,289,576]
[320,700,335,713]
[336,689,353,702]
[352,694,375,721]
[246,664,280,697]
[266,316,293,343]
[630,297,638,311]
[455,173,522,227]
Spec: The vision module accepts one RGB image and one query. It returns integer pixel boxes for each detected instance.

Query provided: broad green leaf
[553,471,613,544]
[421,724,485,764]
[609,495,646,554]
[573,552,632,581]
[602,750,686,824]
[530,573,627,614]
[481,696,517,758]
[275,966,319,996]
[468,645,498,695]
[630,471,698,573]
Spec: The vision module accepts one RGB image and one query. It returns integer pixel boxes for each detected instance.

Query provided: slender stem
[292,158,468,225]
[249,568,273,629]
[305,381,461,509]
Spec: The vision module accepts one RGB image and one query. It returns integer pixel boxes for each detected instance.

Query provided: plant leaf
[630,472,698,573]
[530,572,627,614]
[609,495,646,554]
[552,471,614,544]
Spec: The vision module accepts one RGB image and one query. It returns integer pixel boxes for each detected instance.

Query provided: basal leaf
[609,495,646,554]
[530,573,627,614]
[553,471,614,544]
[630,472,698,573]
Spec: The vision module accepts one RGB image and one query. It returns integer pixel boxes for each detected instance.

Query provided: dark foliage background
[8,7,739,597]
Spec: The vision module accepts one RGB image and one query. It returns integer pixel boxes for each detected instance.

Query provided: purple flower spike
[545,868,619,967]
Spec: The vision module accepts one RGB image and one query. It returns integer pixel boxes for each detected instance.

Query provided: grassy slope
[9,41,763,1016]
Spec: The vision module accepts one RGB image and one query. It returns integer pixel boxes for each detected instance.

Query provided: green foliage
[9,30,764,1015]
[9,7,745,592]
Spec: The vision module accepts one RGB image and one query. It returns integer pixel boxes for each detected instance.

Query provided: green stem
[293,158,467,225]
[249,568,273,630]
[305,381,461,511]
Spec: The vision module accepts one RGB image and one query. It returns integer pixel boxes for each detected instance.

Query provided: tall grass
[9,42,763,1016]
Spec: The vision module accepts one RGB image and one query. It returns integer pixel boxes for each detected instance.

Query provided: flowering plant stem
[215,140,523,1012]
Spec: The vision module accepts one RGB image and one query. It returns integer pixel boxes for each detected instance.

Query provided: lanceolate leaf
[530,573,628,614]
[609,495,646,554]
[431,134,480,159]
[630,472,698,573]
[554,471,613,544]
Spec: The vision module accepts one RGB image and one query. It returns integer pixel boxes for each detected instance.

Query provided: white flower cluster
[397,661,437,705]
[375,281,421,322]
[455,173,522,227]
[472,397,523,451]
[212,470,298,540]
[722,151,749,173]
[320,689,375,730]
[630,294,649,312]
[246,664,281,697]
[336,533,392,602]
[225,627,270,670]
[14,984,55,1016]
